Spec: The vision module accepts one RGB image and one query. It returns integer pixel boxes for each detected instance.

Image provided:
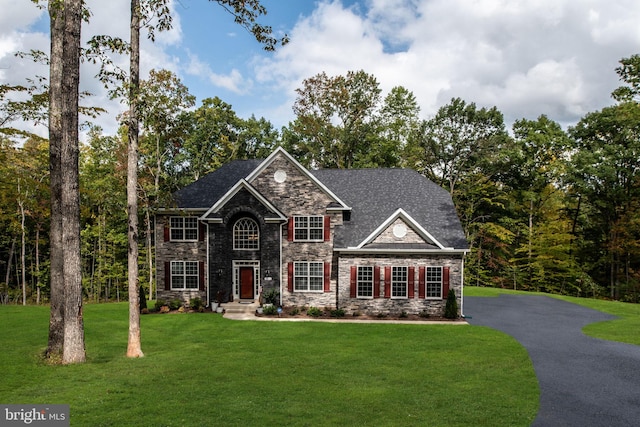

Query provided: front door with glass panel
[233,261,259,300]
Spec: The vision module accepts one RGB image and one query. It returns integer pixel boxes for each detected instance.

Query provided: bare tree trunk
[47,0,65,358]
[36,228,40,305]
[61,0,85,364]
[19,197,26,305]
[127,0,144,358]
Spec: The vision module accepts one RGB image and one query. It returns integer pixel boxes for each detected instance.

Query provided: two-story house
[155,147,469,316]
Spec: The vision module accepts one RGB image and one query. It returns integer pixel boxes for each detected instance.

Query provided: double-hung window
[294,216,324,241]
[171,261,199,290]
[391,266,408,298]
[170,217,198,241]
[426,266,442,298]
[294,261,324,292]
[357,266,374,298]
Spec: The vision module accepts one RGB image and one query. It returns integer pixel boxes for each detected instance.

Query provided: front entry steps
[222,301,259,320]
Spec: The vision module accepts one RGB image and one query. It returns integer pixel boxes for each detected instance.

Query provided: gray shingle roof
[310,168,469,249]
[170,159,468,250]
[172,159,262,209]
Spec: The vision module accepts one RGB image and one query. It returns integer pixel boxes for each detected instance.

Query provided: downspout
[279,222,284,307]
[460,252,466,318]
[206,222,210,307]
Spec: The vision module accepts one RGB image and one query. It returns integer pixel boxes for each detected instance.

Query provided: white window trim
[233,217,260,251]
[425,266,443,300]
[293,216,324,242]
[293,261,324,293]
[391,266,408,299]
[357,266,374,299]
[170,260,199,290]
[170,216,199,242]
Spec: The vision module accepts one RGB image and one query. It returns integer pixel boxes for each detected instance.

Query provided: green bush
[289,307,300,316]
[306,307,323,317]
[139,286,147,312]
[330,309,345,318]
[169,299,183,311]
[190,297,204,311]
[154,299,167,311]
[263,305,278,315]
[444,289,458,319]
[263,288,280,305]
[419,310,430,319]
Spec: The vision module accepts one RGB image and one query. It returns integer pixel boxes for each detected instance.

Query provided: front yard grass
[0,303,538,426]
[465,286,640,346]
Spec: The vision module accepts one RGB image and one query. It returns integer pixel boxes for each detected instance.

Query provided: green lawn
[0,303,538,426]
[464,286,640,346]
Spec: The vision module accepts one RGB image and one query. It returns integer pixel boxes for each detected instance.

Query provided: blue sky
[1,0,640,139]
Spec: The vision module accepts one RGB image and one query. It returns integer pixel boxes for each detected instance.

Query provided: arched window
[234,218,259,250]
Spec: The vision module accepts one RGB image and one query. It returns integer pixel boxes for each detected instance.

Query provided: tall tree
[46,0,65,359]
[568,102,640,299]
[411,97,508,196]
[126,0,144,358]
[287,70,384,168]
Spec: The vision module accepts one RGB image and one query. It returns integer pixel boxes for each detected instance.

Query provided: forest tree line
[2,56,640,304]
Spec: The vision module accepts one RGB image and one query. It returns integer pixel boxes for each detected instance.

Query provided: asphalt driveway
[464,294,640,427]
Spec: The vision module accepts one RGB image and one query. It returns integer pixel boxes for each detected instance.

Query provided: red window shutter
[164,261,171,290]
[384,266,391,298]
[408,267,415,298]
[287,262,294,292]
[350,266,357,298]
[324,262,331,292]
[199,261,205,291]
[418,267,425,298]
[442,266,450,299]
[324,215,331,242]
[287,218,294,242]
[373,266,381,298]
[164,224,170,242]
[199,222,206,241]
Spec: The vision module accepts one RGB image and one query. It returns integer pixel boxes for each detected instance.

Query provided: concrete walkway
[464,294,640,427]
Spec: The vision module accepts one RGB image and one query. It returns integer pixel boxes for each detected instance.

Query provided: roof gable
[246,147,351,211]
[200,179,286,223]
[360,209,446,249]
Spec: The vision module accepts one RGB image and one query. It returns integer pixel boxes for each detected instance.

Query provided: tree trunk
[35,228,40,305]
[19,197,26,306]
[126,0,144,358]
[46,0,65,359]
[61,0,85,364]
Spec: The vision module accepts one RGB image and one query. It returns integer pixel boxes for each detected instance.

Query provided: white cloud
[254,0,640,129]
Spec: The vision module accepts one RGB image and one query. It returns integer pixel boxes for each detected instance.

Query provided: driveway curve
[464,294,640,427]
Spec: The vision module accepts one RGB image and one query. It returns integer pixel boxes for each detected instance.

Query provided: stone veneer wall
[250,154,341,309]
[337,254,463,316]
[155,214,207,306]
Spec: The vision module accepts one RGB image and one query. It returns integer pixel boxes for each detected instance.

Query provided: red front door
[239,267,254,299]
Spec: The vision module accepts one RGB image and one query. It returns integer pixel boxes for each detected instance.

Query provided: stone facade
[337,254,463,316]
[155,149,467,316]
[250,155,340,309]
[155,215,207,306]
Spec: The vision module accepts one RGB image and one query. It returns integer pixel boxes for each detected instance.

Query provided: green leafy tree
[568,102,640,299]
[286,70,384,168]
